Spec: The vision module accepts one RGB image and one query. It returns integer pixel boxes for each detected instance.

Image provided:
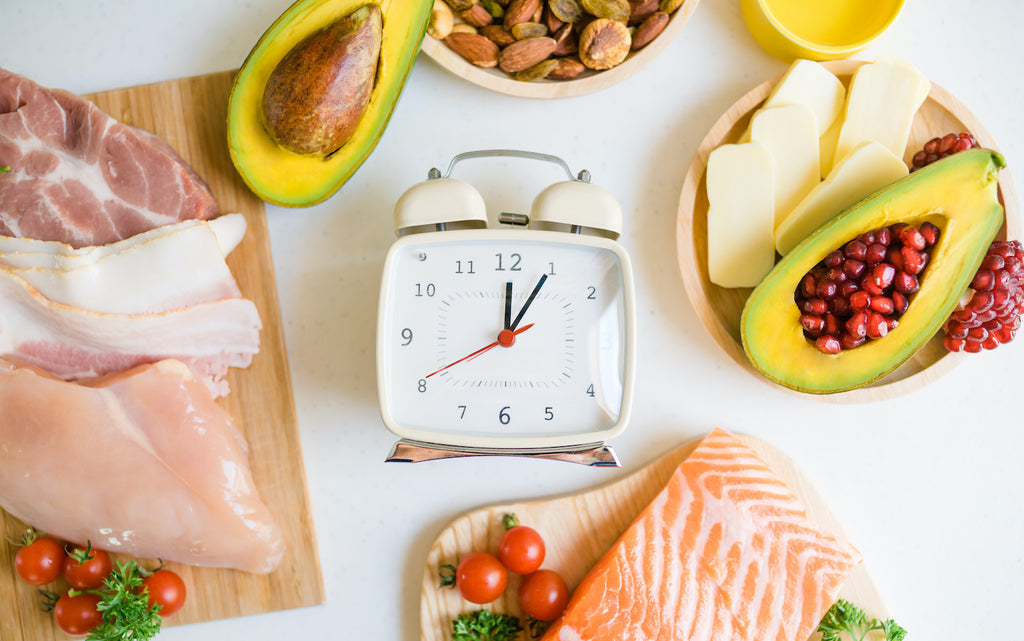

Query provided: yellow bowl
[741,0,905,61]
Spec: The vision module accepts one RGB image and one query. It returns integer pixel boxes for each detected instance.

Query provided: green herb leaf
[1,166,11,174]
[451,609,523,641]
[816,598,907,641]
[86,560,162,641]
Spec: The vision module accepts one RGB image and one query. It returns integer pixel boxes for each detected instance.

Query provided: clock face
[377,230,634,448]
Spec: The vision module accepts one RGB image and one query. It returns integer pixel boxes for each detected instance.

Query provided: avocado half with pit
[741,149,1006,394]
[227,0,432,207]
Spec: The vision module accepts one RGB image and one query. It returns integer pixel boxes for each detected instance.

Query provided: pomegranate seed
[801,314,826,333]
[967,326,989,341]
[872,264,896,289]
[893,271,919,294]
[887,247,906,272]
[995,269,1014,290]
[815,335,841,354]
[824,250,844,268]
[981,254,1005,271]
[900,247,926,274]
[830,297,851,317]
[898,226,926,250]
[983,318,1001,332]
[892,291,909,315]
[869,296,894,314]
[840,333,866,350]
[865,243,888,264]
[993,326,1017,343]
[967,291,994,313]
[849,290,872,310]
[858,231,877,246]
[889,222,909,237]
[843,259,866,279]
[976,309,997,324]
[866,312,888,339]
[982,335,1000,349]
[1005,256,1023,278]
[946,322,968,340]
[826,267,847,283]
[861,276,885,296]
[920,222,940,245]
[938,133,958,154]
[801,298,828,315]
[964,340,983,353]
[844,240,868,261]
[838,279,860,298]
[876,227,892,246]
[885,317,899,331]
[845,312,868,338]
[951,308,977,325]
[971,269,995,291]
[817,278,838,299]
[944,335,966,351]
[800,274,817,298]
[992,242,1017,260]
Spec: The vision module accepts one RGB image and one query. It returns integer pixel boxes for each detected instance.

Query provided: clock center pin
[497,329,516,347]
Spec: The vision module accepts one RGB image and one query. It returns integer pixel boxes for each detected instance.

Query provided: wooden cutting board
[421,431,889,640]
[0,71,325,640]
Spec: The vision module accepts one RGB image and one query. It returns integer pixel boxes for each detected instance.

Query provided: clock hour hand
[509,274,548,331]
[425,323,535,379]
[504,281,513,330]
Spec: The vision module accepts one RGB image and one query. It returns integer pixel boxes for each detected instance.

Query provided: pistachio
[511,58,560,81]
[581,0,630,22]
[444,0,477,12]
[511,21,549,39]
[659,0,684,13]
[428,0,455,39]
[481,0,506,17]
[548,0,585,23]
[578,18,630,69]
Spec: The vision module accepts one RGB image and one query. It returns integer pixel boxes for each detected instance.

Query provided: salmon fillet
[541,428,861,641]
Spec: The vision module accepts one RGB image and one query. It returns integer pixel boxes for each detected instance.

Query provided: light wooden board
[420,431,887,640]
[0,71,325,640]
[420,0,702,99]
[675,59,1022,403]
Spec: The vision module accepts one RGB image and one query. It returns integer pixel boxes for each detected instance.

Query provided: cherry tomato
[498,525,546,575]
[455,552,507,604]
[518,569,569,621]
[63,545,112,590]
[141,569,187,617]
[54,592,102,636]
[14,536,66,585]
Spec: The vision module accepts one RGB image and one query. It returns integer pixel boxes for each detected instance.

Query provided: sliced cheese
[761,59,846,136]
[832,58,930,168]
[707,142,775,288]
[775,141,908,255]
[818,113,843,178]
[750,104,820,233]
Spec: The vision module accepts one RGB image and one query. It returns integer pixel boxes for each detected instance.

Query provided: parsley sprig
[80,560,163,641]
[1,166,10,174]
[451,610,522,641]
[817,599,907,641]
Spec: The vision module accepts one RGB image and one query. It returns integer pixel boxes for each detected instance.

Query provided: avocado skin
[741,149,1006,394]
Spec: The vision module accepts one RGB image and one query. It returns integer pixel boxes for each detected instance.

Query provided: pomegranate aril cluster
[795,222,940,355]
[943,240,1024,353]
[911,132,979,170]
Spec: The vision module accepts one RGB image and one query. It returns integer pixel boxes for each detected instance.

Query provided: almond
[552,23,578,56]
[462,3,494,27]
[480,24,518,46]
[503,0,541,29]
[498,36,557,72]
[445,32,501,67]
[627,0,658,24]
[547,57,586,80]
[631,10,668,50]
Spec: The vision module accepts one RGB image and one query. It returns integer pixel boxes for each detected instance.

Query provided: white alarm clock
[376,150,636,466]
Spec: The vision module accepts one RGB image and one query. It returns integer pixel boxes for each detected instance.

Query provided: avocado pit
[261,3,383,157]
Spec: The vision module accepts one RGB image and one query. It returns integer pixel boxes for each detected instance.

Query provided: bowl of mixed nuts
[421,0,701,98]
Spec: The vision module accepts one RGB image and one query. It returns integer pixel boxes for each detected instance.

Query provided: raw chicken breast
[0,357,285,574]
[0,67,218,247]
[542,428,861,641]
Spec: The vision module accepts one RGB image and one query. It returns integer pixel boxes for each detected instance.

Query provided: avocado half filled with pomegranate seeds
[741,148,1005,394]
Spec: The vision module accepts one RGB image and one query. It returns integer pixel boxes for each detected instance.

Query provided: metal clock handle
[430,149,592,183]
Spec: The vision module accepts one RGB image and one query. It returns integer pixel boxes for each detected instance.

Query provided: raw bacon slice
[0,266,260,397]
[0,67,218,248]
[0,357,285,574]
[0,214,248,314]
[541,428,862,641]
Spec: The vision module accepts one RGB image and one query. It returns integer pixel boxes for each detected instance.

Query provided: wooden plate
[419,431,887,640]
[0,72,324,640]
[420,0,701,99]
[675,59,1022,403]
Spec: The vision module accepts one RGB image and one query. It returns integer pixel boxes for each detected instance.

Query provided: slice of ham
[0,67,218,248]
[0,265,260,397]
[0,214,248,314]
[0,357,285,574]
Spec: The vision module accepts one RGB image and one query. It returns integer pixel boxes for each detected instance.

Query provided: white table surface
[3,1,1023,639]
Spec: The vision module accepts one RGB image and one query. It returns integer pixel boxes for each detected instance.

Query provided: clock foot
[385,439,620,467]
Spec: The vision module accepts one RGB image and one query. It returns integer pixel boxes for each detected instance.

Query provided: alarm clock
[376,150,636,466]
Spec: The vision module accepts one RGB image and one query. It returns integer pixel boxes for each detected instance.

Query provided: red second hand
[425,323,534,379]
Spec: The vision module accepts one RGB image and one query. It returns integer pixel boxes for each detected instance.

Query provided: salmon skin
[541,428,861,641]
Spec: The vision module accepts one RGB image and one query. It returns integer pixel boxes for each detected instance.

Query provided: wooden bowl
[420,0,701,99]
[675,59,1022,403]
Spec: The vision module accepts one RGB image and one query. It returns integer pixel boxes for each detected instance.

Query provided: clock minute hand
[504,281,513,330]
[509,274,548,331]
